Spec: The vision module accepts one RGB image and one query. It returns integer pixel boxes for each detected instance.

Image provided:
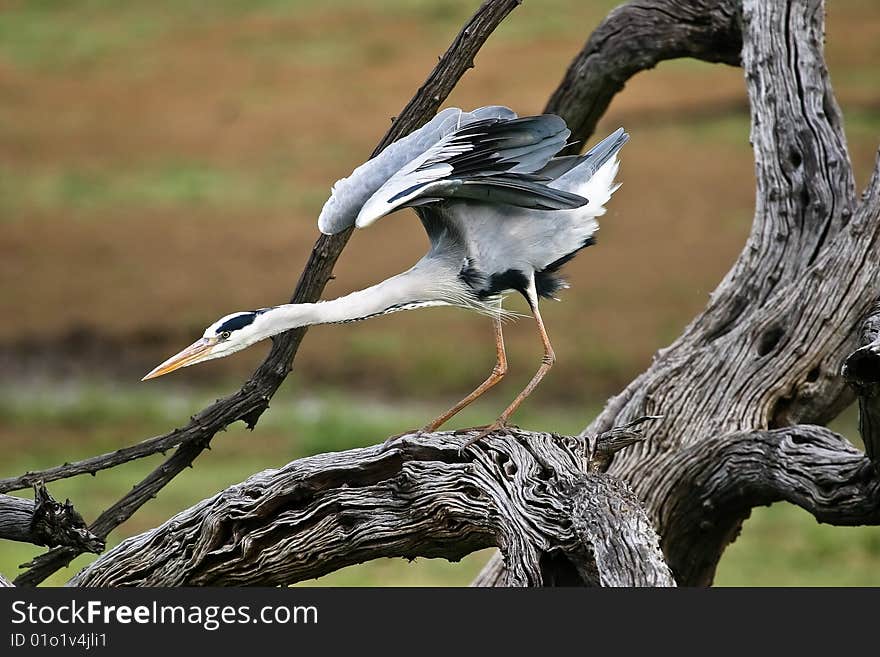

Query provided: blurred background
[1,0,878,586]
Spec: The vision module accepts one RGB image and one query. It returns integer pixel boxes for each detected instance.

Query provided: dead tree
[2,0,878,587]
[0,485,102,554]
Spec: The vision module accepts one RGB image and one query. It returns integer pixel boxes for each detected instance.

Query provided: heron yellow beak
[141,337,217,380]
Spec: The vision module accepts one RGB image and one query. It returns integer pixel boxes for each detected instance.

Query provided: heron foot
[460,420,517,449]
[451,424,491,436]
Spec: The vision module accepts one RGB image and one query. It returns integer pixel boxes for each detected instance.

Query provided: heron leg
[421,315,507,432]
[464,294,554,448]
[382,315,506,449]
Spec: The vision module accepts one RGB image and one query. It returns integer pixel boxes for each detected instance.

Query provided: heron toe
[461,420,516,448]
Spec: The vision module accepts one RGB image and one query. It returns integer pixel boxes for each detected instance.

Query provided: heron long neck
[257,264,452,335]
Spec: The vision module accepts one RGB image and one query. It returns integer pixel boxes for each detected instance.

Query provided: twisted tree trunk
[71,431,673,587]
[477,0,880,586]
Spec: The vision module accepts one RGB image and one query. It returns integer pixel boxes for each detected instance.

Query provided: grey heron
[143,106,628,442]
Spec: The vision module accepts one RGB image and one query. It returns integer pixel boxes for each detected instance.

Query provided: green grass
[1,383,878,586]
[0,0,623,72]
[0,163,322,217]
[716,504,880,586]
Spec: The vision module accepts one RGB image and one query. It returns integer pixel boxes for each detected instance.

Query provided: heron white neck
[253,266,449,338]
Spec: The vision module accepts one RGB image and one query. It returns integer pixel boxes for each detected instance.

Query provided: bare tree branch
[474,416,664,588]
[656,425,880,585]
[15,434,216,585]
[10,0,523,587]
[546,0,741,151]
[0,430,193,495]
[69,431,673,587]
[0,485,103,552]
[609,144,879,585]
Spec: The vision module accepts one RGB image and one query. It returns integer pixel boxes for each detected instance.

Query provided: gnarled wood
[592,0,880,583]
[588,0,861,443]
[70,431,673,588]
[479,0,880,586]
[657,425,880,584]
[843,300,880,464]
[0,485,103,553]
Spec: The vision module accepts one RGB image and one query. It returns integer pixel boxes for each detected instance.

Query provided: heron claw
[382,429,423,449]
[461,420,515,449]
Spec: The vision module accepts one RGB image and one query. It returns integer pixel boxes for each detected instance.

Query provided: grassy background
[1,0,879,585]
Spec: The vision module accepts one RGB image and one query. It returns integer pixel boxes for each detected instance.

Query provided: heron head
[142,310,268,380]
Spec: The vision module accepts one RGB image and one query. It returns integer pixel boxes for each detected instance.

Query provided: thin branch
[583,415,663,473]
[0,430,190,495]
[15,436,211,584]
[69,431,672,587]
[0,484,103,552]
[11,0,523,587]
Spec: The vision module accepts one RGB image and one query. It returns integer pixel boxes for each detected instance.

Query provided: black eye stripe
[216,312,258,334]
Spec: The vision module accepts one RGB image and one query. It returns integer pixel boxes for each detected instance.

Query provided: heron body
[144,106,628,441]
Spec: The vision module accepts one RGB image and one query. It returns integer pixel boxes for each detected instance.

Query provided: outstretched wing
[317,106,516,235]
[354,114,588,229]
[536,127,630,183]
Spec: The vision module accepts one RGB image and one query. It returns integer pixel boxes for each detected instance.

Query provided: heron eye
[219,331,232,340]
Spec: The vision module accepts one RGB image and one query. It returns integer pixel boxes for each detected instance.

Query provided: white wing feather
[317,106,516,235]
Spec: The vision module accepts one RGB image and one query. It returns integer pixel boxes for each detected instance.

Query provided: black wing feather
[409,115,586,210]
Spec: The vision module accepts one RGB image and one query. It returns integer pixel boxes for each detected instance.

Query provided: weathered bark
[656,425,880,583]
[843,301,880,465]
[588,0,861,441]
[474,422,880,587]
[11,0,523,587]
[70,431,673,587]
[478,0,880,586]
[602,0,877,586]
[0,485,103,552]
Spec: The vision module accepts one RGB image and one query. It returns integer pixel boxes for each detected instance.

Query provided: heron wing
[317,106,517,235]
[412,127,628,304]
[536,128,630,184]
[353,114,588,230]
